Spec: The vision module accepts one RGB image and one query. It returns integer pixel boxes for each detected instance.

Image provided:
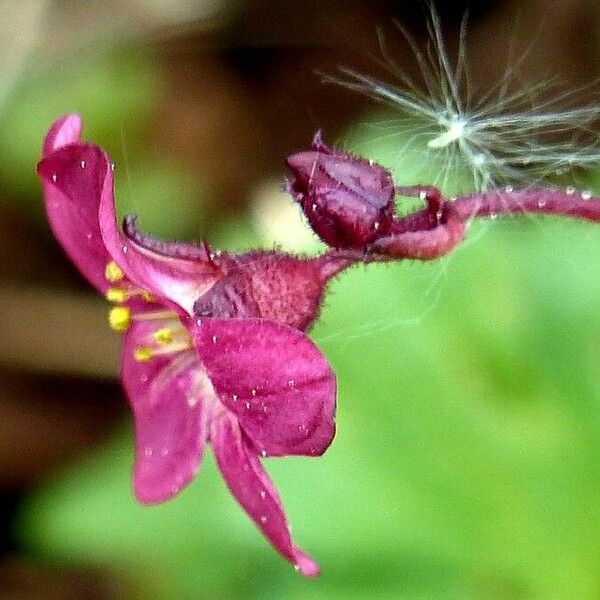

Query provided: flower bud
[286,132,395,249]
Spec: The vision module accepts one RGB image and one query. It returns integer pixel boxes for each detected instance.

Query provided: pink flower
[37,115,343,577]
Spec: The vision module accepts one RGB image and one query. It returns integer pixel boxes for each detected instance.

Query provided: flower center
[104,261,192,362]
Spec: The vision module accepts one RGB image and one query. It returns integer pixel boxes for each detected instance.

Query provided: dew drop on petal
[232,394,238,402]
[259,490,266,499]
[251,388,257,396]
[245,402,251,409]
[211,335,217,344]
[260,515,268,523]
[566,186,575,195]
[261,449,267,457]
[51,173,57,183]
[122,245,129,254]
[111,162,115,171]
[537,198,546,208]
[504,185,513,193]
[582,190,592,200]
[80,160,86,169]
[311,203,317,211]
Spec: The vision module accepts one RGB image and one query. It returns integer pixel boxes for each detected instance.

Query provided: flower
[37,114,344,577]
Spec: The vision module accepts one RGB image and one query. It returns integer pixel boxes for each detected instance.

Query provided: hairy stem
[452,188,600,222]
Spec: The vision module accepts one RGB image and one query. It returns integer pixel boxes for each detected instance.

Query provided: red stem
[452,188,600,222]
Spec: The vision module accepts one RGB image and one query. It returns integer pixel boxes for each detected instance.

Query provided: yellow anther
[133,347,154,362]
[108,306,131,332]
[142,291,156,303]
[153,328,174,344]
[106,287,127,303]
[105,261,124,283]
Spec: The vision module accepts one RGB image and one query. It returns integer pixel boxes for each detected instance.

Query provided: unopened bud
[286,131,395,248]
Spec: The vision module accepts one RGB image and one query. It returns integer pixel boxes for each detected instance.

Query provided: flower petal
[211,413,320,577]
[122,320,209,503]
[194,318,336,457]
[38,134,112,293]
[42,113,83,157]
[38,116,223,314]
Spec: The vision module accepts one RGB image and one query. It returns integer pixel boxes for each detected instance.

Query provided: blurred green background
[2,1,600,598]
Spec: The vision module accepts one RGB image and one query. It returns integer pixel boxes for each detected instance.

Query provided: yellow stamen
[153,327,174,344]
[133,340,192,362]
[108,306,131,332]
[142,291,156,303]
[106,287,127,303]
[133,310,178,321]
[105,261,124,283]
[134,347,154,362]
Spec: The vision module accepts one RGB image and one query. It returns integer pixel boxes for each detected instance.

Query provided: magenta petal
[42,113,82,156]
[93,155,222,316]
[211,413,320,577]
[194,318,336,457]
[39,118,223,314]
[38,142,113,293]
[122,321,208,503]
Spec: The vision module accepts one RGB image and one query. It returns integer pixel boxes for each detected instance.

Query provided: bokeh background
[2,0,600,598]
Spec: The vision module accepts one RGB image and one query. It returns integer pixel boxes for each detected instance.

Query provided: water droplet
[261,449,267,457]
[111,162,115,171]
[537,198,547,208]
[419,191,427,201]
[294,565,300,572]
[287,379,295,388]
[260,490,266,499]
[489,212,498,220]
[251,388,257,396]
[504,186,513,193]
[311,203,318,211]
[187,395,199,408]
[211,335,217,344]
[245,402,251,409]
[565,186,575,195]
[51,173,57,183]
[122,245,129,254]
[260,515,268,523]
[368,159,374,166]
[80,160,86,169]
[582,190,592,200]
[232,394,238,402]
[373,221,380,231]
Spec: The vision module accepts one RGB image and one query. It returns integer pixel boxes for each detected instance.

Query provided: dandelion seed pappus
[324,9,600,196]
